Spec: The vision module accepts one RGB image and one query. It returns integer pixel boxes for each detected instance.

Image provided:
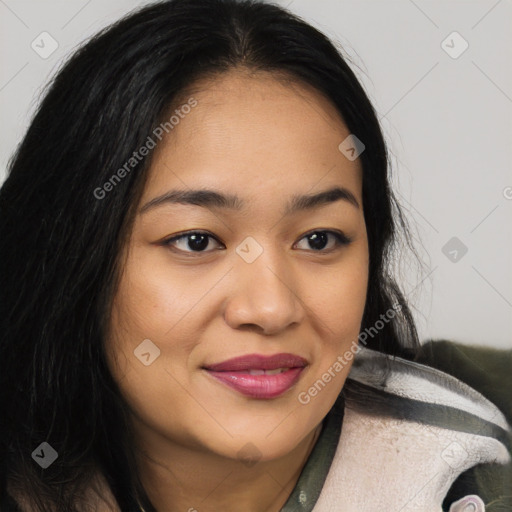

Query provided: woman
[0,0,509,511]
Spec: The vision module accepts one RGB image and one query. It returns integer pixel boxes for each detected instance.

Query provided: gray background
[1,0,511,348]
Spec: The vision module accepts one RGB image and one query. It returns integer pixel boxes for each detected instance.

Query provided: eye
[161,229,352,256]
[162,231,223,254]
[294,230,352,252]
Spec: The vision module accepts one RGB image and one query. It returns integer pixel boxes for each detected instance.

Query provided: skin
[106,68,369,512]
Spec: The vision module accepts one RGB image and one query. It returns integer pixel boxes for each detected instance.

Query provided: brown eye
[294,230,351,252]
[162,229,351,256]
[163,231,223,254]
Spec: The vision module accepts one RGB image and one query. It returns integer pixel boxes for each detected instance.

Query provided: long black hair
[0,0,423,510]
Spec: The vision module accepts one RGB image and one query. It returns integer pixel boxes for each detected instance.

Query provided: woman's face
[107,69,369,463]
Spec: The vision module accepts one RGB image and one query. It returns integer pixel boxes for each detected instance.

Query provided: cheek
[106,263,192,428]
[106,247,218,392]
[111,249,199,338]
[309,251,368,339]
[296,251,368,412]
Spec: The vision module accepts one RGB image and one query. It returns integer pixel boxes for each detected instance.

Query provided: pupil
[309,232,327,250]
[189,234,209,251]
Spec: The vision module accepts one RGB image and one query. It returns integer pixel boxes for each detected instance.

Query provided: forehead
[142,69,363,208]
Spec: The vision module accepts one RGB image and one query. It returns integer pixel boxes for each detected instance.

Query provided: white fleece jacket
[309,347,511,512]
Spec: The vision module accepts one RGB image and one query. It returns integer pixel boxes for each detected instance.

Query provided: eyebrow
[139,185,360,216]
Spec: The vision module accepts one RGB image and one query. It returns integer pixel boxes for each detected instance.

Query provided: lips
[203,353,308,399]
[204,353,308,372]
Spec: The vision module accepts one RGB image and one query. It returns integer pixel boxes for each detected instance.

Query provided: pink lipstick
[203,353,308,399]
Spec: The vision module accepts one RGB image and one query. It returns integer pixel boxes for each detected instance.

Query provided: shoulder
[414,339,512,422]
[414,340,512,510]
[312,345,511,512]
[346,343,511,441]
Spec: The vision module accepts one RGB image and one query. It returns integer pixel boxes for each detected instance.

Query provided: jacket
[281,343,511,512]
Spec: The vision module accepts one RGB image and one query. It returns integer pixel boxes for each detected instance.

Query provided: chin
[206,424,310,465]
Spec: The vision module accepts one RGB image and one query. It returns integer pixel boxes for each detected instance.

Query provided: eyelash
[161,229,352,256]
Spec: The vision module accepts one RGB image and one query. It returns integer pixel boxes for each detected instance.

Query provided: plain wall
[0,0,511,348]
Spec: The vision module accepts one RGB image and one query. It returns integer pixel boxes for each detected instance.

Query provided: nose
[223,248,305,336]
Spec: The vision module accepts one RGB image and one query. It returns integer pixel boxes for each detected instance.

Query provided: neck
[133,420,323,512]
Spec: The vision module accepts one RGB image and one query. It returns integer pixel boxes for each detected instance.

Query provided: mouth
[202,353,308,399]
